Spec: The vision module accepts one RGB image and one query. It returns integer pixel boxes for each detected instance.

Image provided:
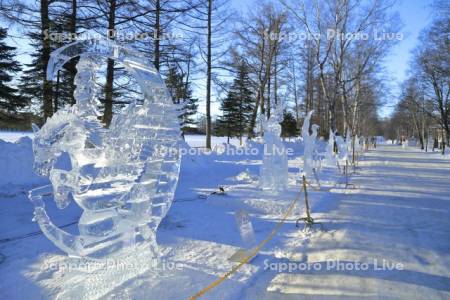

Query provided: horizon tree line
[0,0,437,148]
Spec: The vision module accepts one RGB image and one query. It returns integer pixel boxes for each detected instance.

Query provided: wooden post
[352,135,356,165]
[345,160,348,186]
[302,175,311,221]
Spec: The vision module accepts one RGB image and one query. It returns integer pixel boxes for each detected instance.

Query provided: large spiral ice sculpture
[28,39,181,260]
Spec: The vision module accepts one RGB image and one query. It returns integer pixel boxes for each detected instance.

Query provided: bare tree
[235,2,287,137]
[414,16,450,149]
[281,0,399,135]
[187,0,233,148]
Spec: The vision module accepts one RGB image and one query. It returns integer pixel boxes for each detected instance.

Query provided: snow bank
[0,133,324,190]
[0,131,33,143]
[184,135,241,148]
[0,137,47,187]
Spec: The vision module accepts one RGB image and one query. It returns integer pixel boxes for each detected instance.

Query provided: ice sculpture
[257,112,266,138]
[335,134,347,161]
[346,128,353,157]
[301,110,319,177]
[355,135,362,153]
[335,128,355,163]
[427,136,434,151]
[259,105,288,193]
[28,39,181,260]
[324,129,337,166]
[235,210,256,249]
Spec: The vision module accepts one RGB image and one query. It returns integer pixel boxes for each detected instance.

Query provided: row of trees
[0,0,404,146]
[216,0,398,142]
[388,0,449,151]
[0,0,207,129]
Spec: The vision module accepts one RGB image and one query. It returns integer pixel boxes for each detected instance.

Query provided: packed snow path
[260,145,450,299]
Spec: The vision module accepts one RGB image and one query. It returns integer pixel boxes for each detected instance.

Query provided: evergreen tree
[281,111,299,138]
[165,66,185,105]
[0,27,24,119]
[216,62,254,144]
[179,92,199,133]
[215,94,236,141]
[165,66,198,133]
[17,30,45,117]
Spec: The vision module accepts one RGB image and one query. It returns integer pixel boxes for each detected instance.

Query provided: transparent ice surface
[336,135,347,161]
[235,210,256,249]
[301,110,319,177]
[346,128,353,158]
[325,129,337,166]
[335,128,352,162]
[355,135,363,152]
[259,105,288,193]
[29,39,181,260]
[427,136,434,150]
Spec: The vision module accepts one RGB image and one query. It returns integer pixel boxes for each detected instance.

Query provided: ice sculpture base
[56,242,159,299]
[228,247,258,263]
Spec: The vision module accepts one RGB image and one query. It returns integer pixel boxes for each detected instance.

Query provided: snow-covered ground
[0,131,34,142]
[264,145,450,299]
[0,133,449,299]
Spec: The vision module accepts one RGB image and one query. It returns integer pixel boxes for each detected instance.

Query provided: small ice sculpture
[301,110,319,177]
[234,210,256,249]
[346,128,353,157]
[28,39,181,260]
[427,136,434,151]
[336,134,347,161]
[354,135,362,153]
[229,210,257,263]
[324,129,336,166]
[257,112,266,138]
[259,105,288,193]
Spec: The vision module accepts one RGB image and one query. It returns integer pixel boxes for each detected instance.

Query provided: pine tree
[0,27,25,120]
[17,13,75,117]
[215,95,236,142]
[179,91,199,133]
[281,111,299,138]
[17,31,45,117]
[165,66,198,133]
[51,12,79,110]
[216,62,254,144]
[165,66,185,105]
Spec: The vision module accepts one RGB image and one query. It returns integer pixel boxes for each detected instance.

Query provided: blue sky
[380,0,434,116]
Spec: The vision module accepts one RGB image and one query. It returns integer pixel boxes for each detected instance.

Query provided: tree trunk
[248,89,261,138]
[305,51,312,114]
[68,0,77,105]
[205,0,212,149]
[54,70,60,112]
[41,0,53,120]
[292,61,299,127]
[274,54,278,107]
[154,0,161,70]
[267,71,271,119]
[103,0,116,127]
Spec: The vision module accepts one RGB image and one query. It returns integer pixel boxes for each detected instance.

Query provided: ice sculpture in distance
[302,110,319,177]
[28,39,181,260]
[336,132,347,162]
[325,129,336,167]
[259,105,288,193]
[355,135,362,153]
[346,128,353,158]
